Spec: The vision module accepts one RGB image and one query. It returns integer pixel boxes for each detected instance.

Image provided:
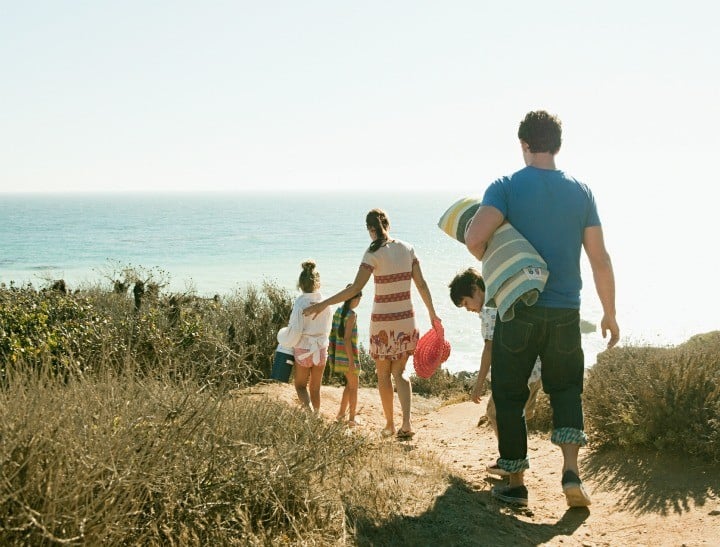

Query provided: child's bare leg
[337,385,349,420]
[293,366,311,410]
[308,365,325,413]
[346,372,359,422]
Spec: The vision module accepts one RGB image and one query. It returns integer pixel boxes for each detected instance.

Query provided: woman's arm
[304,266,371,318]
[411,261,438,324]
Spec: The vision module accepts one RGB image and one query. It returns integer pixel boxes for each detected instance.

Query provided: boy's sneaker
[562,470,592,507]
[486,461,510,477]
[491,484,528,506]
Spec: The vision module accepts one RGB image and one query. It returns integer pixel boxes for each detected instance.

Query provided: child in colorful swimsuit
[450,267,542,476]
[277,260,333,413]
[327,286,363,425]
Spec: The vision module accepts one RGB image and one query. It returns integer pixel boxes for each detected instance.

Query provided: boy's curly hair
[518,110,562,154]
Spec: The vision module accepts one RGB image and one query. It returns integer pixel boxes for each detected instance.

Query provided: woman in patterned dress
[304,208,439,438]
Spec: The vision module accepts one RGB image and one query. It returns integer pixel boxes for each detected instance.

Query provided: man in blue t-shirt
[465,110,620,508]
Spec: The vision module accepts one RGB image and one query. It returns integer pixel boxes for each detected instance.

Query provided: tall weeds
[0,361,376,545]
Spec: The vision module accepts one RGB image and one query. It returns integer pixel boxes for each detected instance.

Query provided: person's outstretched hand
[601,314,620,349]
[303,303,325,319]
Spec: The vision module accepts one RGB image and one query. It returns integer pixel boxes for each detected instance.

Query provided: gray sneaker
[491,484,528,506]
[562,470,592,507]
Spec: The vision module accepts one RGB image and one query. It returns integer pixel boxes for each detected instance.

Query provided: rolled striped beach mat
[437,197,481,243]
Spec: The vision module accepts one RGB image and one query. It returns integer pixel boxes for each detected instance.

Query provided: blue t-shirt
[481,166,601,309]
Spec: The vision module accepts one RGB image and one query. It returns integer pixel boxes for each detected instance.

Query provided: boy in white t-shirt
[450,267,542,477]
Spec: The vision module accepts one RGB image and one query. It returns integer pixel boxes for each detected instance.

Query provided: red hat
[413,318,451,379]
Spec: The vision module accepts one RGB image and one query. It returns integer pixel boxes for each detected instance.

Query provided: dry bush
[584,331,720,461]
[0,365,374,545]
[411,369,472,399]
[527,389,553,432]
[0,358,456,546]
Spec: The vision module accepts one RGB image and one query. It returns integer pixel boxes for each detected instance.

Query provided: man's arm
[583,225,620,348]
[465,206,505,261]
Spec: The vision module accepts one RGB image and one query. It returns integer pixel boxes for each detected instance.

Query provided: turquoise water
[0,192,714,372]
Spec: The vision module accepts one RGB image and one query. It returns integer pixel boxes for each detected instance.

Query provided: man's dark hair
[518,110,562,154]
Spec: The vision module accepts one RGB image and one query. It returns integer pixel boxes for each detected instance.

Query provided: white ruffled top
[277,291,333,365]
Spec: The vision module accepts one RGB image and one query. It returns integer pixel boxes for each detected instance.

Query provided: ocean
[0,192,715,373]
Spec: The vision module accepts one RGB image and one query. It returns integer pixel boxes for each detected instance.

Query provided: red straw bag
[413,318,451,379]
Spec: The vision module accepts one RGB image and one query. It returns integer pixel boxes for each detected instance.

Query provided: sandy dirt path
[256,382,720,546]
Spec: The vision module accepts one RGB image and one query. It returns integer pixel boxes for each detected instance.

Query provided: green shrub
[584,331,720,461]
[0,279,294,388]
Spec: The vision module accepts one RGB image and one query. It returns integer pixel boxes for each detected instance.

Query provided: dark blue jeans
[491,305,587,473]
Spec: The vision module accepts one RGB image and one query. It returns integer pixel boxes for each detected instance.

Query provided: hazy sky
[2,1,718,198]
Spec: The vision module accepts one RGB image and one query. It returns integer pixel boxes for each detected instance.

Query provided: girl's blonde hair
[298,260,320,293]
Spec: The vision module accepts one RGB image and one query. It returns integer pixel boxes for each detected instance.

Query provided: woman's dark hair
[338,284,362,337]
[298,260,320,293]
[366,208,390,253]
[449,267,485,307]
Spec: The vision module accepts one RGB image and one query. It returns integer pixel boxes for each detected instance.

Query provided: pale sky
[2,1,718,199]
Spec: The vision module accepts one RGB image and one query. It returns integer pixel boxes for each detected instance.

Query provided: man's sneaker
[562,470,592,507]
[486,461,510,477]
[491,484,528,506]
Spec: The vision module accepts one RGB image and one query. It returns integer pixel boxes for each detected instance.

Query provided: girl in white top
[277,260,333,413]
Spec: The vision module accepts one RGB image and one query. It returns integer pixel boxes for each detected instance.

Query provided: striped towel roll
[437,197,549,321]
[437,197,482,244]
[482,223,549,322]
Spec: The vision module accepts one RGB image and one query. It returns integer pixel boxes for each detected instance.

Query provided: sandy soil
[257,382,720,546]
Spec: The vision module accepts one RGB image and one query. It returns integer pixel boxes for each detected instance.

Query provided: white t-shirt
[480,307,542,385]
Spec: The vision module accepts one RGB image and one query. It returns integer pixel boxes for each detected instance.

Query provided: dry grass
[585,331,720,461]
[0,362,450,545]
[2,280,719,544]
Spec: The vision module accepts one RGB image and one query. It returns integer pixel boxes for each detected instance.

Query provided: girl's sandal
[380,428,395,438]
[396,429,415,439]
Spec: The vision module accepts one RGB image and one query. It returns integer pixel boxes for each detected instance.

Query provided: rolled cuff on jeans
[551,427,588,447]
[498,456,530,473]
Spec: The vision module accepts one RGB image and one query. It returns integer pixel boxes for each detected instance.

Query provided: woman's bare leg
[375,359,395,433]
[391,356,412,433]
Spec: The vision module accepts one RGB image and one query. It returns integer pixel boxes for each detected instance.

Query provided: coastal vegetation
[1,275,718,545]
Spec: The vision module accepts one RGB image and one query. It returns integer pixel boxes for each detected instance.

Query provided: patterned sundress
[361,239,420,361]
